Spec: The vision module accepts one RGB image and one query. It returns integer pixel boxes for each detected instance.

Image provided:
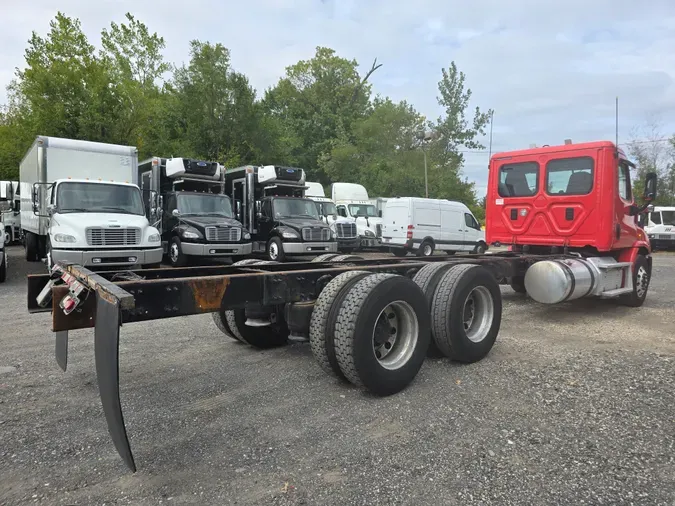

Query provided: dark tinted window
[546,157,594,195]
[464,213,480,230]
[498,162,539,197]
[651,212,661,225]
[618,161,632,201]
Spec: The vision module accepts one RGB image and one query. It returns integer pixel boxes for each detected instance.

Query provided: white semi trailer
[20,136,163,270]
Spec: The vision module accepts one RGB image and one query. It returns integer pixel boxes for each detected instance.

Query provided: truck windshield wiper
[60,208,89,213]
[95,206,139,215]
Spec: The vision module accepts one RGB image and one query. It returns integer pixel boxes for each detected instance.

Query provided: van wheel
[391,248,408,257]
[473,242,487,254]
[169,237,188,267]
[267,237,286,262]
[417,240,434,257]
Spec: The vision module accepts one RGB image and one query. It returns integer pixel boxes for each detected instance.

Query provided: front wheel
[619,254,650,307]
[169,237,188,267]
[266,237,286,262]
[472,242,487,254]
[25,232,39,262]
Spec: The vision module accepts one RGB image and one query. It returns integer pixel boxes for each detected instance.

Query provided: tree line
[0,12,493,219]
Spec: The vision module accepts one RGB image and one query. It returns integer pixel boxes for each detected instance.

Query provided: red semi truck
[27,139,656,472]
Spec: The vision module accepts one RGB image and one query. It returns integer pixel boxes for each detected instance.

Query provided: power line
[453,137,674,155]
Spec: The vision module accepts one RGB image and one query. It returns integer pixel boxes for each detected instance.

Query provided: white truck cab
[20,136,163,270]
[305,182,359,252]
[330,182,383,249]
[643,206,675,251]
[381,197,487,257]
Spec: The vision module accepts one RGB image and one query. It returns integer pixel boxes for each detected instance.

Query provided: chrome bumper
[51,247,164,267]
[283,241,338,255]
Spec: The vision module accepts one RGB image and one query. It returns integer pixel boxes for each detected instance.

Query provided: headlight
[148,233,161,243]
[54,233,76,243]
[364,229,375,237]
[243,232,251,240]
[181,227,202,239]
[281,230,299,239]
[648,234,655,239]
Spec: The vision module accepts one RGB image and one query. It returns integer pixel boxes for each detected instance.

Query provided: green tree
[264,47,381,181]
[627,118,675,205]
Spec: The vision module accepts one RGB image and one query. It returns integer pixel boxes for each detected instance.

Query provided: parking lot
[1,245,674,505]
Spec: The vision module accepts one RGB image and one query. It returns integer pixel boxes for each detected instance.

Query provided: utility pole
[424,148,428,198]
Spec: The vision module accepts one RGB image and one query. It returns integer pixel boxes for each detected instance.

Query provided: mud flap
[94,292,136,472]
[55,331,68,371]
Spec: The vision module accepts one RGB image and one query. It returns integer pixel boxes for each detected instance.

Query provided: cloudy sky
[2,0,675,195]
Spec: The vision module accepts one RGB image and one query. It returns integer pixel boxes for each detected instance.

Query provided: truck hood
[179,216,243,229]
[52,213,150,230]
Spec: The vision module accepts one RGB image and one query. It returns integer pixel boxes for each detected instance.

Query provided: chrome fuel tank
[524,258,596,304]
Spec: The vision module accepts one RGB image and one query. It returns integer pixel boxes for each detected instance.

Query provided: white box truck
[330,182,383,249]
[20,136,163,270]
[305,182,359,252]
[381,197,487,257]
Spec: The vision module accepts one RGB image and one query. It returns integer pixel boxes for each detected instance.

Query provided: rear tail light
[406,225,414,239]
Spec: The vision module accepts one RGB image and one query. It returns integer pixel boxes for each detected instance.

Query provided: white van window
[464,213,480,230]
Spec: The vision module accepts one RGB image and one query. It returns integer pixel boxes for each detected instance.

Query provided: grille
[205,226,241,242]
[336,222,357,239]
[86,227,141,246]
[376,224,382,237]
[302,227,330,242]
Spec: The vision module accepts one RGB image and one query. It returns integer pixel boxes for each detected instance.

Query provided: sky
[2,0,675,196]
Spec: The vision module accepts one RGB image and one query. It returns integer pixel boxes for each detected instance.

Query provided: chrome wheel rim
[423,244,432,256]
[636,265,649,299]
[463,286,494,343]
[372,300,419,370]
[269,242,279,260]
[170,243,179,263]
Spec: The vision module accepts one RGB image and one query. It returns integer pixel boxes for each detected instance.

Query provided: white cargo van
[381,197,487,256]
[643,206,675,251]
[20,136,163,270]
[331,182,383,248]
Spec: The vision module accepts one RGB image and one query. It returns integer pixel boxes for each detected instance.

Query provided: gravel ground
[0,246,674,505]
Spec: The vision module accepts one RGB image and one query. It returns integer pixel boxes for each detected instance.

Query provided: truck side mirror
[644,172,657,201]
[172,209,181,217]
[47,204,57,216]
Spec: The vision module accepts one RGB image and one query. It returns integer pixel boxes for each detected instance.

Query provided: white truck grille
[302,227,330,242]
[205,226,241,242]
[336,223,357,239]
[86,227,141,246]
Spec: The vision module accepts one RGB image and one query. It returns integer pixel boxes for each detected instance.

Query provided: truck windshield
[348,204,377,217]
[661,211,675,226]
[273,198,320,219]
[314,201,336,216]
[57,182,144,215]
[177,194,233,217]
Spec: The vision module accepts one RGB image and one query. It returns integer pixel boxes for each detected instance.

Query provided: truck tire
[25,232,39,262]
[232,258,263,266]
[211,310,239,341]
[431,264,502,363]
[309,270,372,379]
[391,248,408,257]
[331,254,364,262]
[619,254,650,307]
[333,274,431,396]
[472,242,487,254]
[509,275,527,294]
[312,253,340,262]
[0,250,6,282]
[417,240,434,257]
[412,262,458,357]
[266,237,286,262]
[169,237,188,267]
[225,309,288,348]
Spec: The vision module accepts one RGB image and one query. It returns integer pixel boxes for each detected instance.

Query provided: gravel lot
[1,246,674,505]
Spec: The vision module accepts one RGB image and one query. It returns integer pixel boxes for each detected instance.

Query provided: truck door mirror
[47,204,57,216]
[172,209,181,217]
[378,210,383,218]
[644,172,657,201]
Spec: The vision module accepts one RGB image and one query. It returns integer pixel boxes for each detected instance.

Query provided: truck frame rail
[26,253,555,472]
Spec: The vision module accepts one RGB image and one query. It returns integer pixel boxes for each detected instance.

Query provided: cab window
[651,212,661,225]
[337,205,347,218]
[618,161,632,201]
[498,162,539,197]
[464,213,480,230]
[545,157,593,195]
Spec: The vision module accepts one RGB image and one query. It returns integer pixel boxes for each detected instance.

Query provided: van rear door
[381,200,410,246]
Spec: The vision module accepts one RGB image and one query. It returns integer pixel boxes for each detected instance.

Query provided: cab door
[613,158,640,249]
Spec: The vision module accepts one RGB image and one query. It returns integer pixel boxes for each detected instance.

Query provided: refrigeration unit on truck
[139,157,251,267]
[641,206,675,251]
[27,138,657,474]
[381,197,487,257]
[0,180,21,244]
[305,181,359,252]
[331,182,383,249]
[19,136,163,270]
[225,165,337,261]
